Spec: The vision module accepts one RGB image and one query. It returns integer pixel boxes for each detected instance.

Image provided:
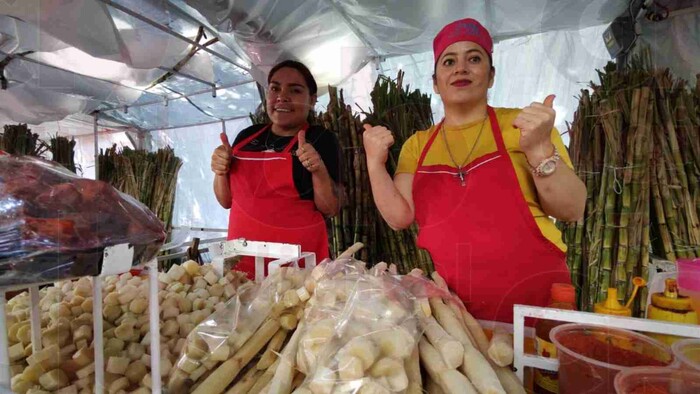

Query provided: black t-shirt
[232,124,343,200]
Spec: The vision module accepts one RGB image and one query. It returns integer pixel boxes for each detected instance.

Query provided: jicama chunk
[72,348,93,367]
[10,342,27,362]
[129,298,147,314]
[107,357,130,375]
[127,343,145,361]
[125,360,148,384]
[104,293,120,306]
[74,325,92,342]
[182,260,200,276]
[114,324,134,341]
[107,377,129,394]
[177,357,201,374]
[21,363,45,382]
[39,369,69,391]
[76,363,95,380]
[167,265,186,281]
[56,385,78,394]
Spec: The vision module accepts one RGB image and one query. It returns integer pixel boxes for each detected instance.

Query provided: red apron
[413,107,571,323]
[227,124,329,279]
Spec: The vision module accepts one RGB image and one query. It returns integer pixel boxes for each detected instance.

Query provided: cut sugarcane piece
[420,315,463,369]
[419,338,476,394]
[488,328,514,367]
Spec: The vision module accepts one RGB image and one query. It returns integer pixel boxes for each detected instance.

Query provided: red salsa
[628,384,671,394]
[558,333,668,367]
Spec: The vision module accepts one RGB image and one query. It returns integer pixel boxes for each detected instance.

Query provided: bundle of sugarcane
[360,71,435,274]
[0,124,47,156]
[98,145,183,232]
[316,87,374,263]
[650,70,700,262]
[47,135,78,173]
[562,55,700,314]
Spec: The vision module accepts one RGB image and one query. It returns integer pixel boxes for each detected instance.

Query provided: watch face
[541,160,557,175]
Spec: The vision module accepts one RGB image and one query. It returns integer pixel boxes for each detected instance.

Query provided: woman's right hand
[362,124,394,169]
[211,132,232,176]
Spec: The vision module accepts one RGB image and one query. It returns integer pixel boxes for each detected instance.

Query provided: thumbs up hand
[513,94,557,166]
[362,124,394,170]
[296,129,325,174]
[211,132,233,176]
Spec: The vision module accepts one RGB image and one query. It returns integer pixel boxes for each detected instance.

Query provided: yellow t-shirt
[396,107,573,252]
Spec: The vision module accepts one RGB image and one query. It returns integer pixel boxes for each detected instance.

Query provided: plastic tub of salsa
[671,339,700,371]
[614,367,700,393]
[550,324,674,393]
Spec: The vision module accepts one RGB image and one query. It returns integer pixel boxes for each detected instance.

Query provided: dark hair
[268,60,318,96]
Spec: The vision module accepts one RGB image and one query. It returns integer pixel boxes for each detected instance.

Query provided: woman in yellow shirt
[363,18,586,323]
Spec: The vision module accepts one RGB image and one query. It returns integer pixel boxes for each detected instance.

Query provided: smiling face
[433,41,495,107]
[266,67,316,131]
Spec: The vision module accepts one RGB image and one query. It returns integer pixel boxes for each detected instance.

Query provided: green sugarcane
[660,90,700,249]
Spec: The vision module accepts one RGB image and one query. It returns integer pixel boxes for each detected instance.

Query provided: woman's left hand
[513,94,557,165]
[296,130,326,174]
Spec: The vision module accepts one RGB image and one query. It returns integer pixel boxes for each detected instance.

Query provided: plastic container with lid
[614,367,700,394]
[671,339,700,372]
[677,258,700,315]
[550,324,674,393]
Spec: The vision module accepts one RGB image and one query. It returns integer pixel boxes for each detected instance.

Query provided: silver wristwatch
[530,146,560,177]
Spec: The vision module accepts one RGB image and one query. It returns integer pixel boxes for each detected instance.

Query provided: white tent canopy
[1,0,699,230]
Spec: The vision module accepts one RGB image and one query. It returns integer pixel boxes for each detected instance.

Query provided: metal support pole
[29,286,42,353]
[0,291,10,390]
[92,277,105,394]
[147,260,162,393]
[94,112,100,180]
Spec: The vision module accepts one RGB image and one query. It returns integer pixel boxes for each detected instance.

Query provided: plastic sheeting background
[149,117,252,230]
[319,23,614,145]
[187,0,629,87]
[0,0,255,128]
[637,9,700,85]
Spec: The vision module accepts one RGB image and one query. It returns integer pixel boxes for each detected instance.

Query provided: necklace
[441,116,487,186]
[263,129,288,151]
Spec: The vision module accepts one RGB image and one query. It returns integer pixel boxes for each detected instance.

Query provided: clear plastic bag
[0,155,166,285]
[168,265,311,393]
[295,259,423,394]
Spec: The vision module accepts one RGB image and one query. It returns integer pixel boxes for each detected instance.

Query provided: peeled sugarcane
[405,346,422,394]
[224,367,260,394]
[268,320,305,393]
[419,338,476,394]
[430,298,505,394]
[249,358,281,394]
[256,329,289,370]
[431,273,525,394]
[420,316,463,369]
[191,319,281,394]
[488,328,514,367]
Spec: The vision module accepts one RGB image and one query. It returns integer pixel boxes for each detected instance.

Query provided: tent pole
[94,112,99,180]
[99,0,247,73]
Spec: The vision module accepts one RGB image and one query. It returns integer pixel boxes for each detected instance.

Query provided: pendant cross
[455,170,466,187]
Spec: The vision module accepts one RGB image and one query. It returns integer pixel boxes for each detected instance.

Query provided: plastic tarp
[186,0,629,86]
[0,0,257,128]
[637,9,700,84]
